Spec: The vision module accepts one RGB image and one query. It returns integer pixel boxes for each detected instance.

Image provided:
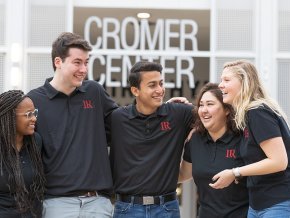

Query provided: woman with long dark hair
[179,83,248,217]
[0,90,45,218]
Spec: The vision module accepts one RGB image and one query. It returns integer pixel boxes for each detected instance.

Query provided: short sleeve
[248,107,281,144]
[183,141,192,163]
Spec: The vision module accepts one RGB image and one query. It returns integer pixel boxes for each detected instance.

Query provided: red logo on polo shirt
[225,149,236,158]
[244,128,249,138]
[160,121,171,131]
[83,100,94,109]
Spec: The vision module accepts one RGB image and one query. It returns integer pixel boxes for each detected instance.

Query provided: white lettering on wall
[176,56,195,88]
[140,19,164,50]
[180,19,198,51]
[102,17,120,49]
[88,54,105,84]
[84,16,102,49]
[84,16,199,89]
[121,17,140,50]
[84,16,198,51]
[160,56,175,88]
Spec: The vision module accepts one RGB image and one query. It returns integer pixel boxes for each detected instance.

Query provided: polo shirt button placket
[145,122,150,134]
[20,154,25,164]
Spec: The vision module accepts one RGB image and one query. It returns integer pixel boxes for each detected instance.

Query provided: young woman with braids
[0,90,45,218]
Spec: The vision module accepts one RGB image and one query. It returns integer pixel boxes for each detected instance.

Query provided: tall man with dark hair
[110,61,194,218]
[28,32,118,218]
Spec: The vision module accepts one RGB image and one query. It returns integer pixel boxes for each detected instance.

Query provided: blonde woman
[210,60,290,217]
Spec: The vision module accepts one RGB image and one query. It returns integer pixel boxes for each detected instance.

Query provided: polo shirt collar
[218,131,234,143]
[44,77,86,99]
[205,130,234,144]
[128,103,168,119]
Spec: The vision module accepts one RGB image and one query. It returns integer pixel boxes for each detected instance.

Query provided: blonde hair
[223,60,288,130]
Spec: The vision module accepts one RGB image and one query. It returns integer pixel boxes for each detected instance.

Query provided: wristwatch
[232,167,241,177]
[232,167,242,184]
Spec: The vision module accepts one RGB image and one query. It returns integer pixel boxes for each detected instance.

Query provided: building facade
[0,0,290,217]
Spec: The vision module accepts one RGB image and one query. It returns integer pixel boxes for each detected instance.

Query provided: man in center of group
[109,61,194,218]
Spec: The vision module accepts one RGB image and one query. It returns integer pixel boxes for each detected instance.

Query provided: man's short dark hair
[51,32,92,71]
[128,61,163,88]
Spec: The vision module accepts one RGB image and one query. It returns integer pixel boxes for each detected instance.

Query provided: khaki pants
[43,196,113,218]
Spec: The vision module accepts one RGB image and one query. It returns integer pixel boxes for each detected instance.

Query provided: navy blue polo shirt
[242,105,290,210]
[183,131,249,218]
[27,78,118,197]
[110,103,193,195]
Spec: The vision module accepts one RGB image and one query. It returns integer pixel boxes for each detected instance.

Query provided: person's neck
[135,103,157,116]
[15,134,24,152]
[50,75,75,95]
[208,126,227,142]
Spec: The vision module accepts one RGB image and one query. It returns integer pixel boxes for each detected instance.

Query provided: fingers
[209,179,228,189]
[212,173,219,181]
[209,183,223,189]
[209,170,234,189]
[181,98,190,104]
[209,182,220,189]
[166,97,192,105]
[178,97,192,105]
[209,176,223,189]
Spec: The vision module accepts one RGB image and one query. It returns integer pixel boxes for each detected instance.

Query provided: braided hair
[0,90,45,216]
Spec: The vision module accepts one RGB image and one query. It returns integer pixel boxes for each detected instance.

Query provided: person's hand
[209,169,235,189]
[166,97,192,105]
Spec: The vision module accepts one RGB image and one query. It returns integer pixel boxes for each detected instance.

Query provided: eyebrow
[221,75,230,79]
[147,81,157,85]
[73,58,89,62]
[147,79,163,84]
[200,100,215,103]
